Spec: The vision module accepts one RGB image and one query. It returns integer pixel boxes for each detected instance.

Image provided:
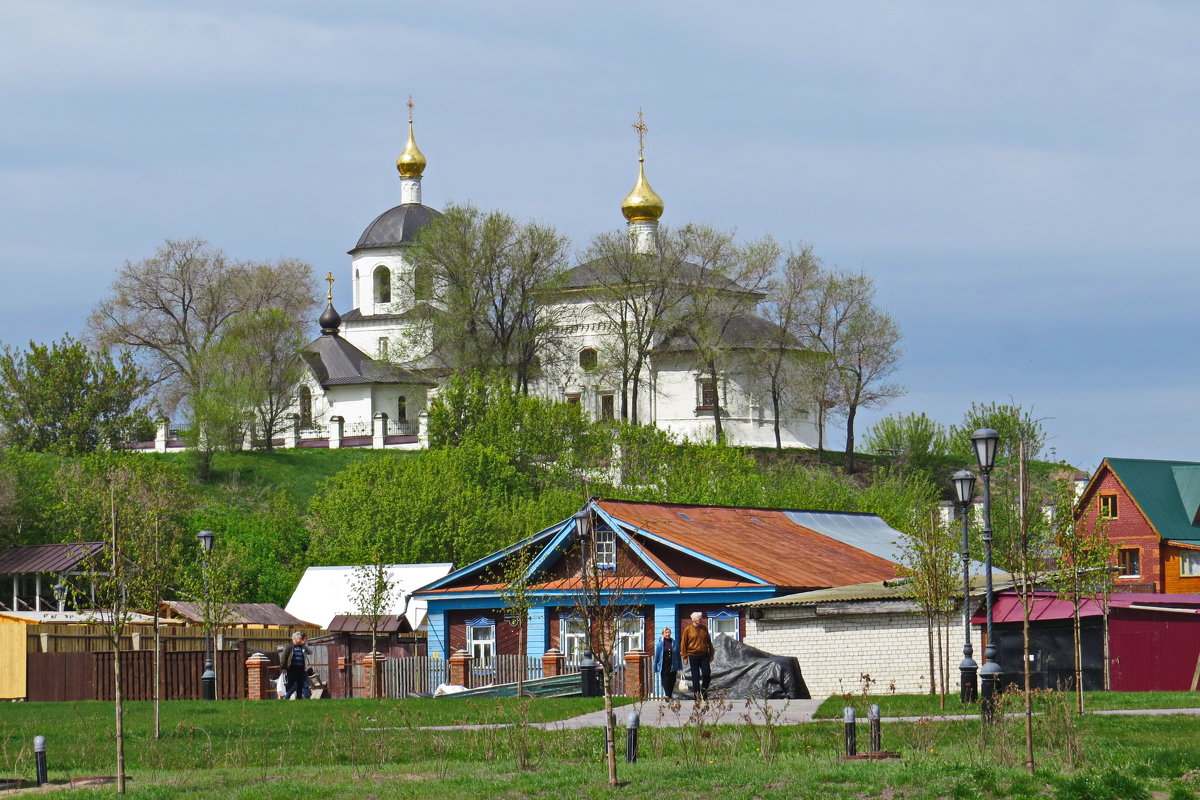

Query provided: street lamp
[970,428,1001,718]
[197,530,215,700]
[952,469,978,703]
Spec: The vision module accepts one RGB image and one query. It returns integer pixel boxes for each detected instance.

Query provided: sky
[1,0,1196,473]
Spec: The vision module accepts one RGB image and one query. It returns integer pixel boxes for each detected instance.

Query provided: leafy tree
[948,402,1047,463]
[0,449,60,548]
[404,205,571,392]
[493,547,541,697]
[863,412,949,478]
[88,237,318,413]
[894,507,958,706]
[217,309,308,450]
[349,556,397,698]
[192,491,308,605]
[307,446,579,567]
[427,371,608,490]
[0,336,152,454]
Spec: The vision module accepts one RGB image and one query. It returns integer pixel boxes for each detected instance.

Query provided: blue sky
[1,1,1195,472]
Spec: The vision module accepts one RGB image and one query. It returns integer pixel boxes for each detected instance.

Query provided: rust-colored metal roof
[597,500,900,591]
[161,601,315,627]
[0,543,104,574]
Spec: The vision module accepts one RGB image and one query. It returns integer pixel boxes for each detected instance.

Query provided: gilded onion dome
[621,158,664,222]
[396,120,427,179]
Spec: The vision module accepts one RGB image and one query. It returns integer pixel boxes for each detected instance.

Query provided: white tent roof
[284,563,453,630]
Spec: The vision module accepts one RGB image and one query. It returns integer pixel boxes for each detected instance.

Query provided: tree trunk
[115,641,126,794]
[816,404,826,461]
[937,613,947,710]
[925,609,935,696]
[516,620,525,698]
[843,403,858,473]
[153,612,161,739]
[603,663,618,787]
[708,363,724,445]
[1073,601,1084,713]
[1023,611,1034,775]
[771,376,782,452]
[1102,607,1111,690]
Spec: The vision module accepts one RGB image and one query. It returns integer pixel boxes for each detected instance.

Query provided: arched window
[397,395,407,421]
[579,348,598,372]
[373,265,391,303]
[413,264,433,301]
[298,386,313,428]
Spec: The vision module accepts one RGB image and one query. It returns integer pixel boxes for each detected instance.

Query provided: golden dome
[621,159,664,222]
[396,120,427,178]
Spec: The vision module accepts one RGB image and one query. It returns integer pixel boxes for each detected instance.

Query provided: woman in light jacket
[652,627,683,699]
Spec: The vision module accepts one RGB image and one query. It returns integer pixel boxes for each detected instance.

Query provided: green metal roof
[1105,458,1200,543]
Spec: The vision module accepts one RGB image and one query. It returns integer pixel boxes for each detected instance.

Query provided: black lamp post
[970,428,1001,717]
[952,469,978,703]
[197,530,216,700]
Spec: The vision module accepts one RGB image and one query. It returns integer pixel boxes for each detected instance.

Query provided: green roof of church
[1105,457,1200,543]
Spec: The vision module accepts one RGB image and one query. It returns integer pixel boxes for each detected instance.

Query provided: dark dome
[318,301,342,334]
[351,203,442,251]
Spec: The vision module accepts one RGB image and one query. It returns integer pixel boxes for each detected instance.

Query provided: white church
[287,114,820,451]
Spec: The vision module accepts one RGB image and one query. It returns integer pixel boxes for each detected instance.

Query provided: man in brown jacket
[679,611,714,700]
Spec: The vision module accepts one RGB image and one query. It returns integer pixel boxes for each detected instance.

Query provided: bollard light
[868,704,881,753]
[843,706,857,757]
[626,710,640,763]
[201,659,216,701]
[33,735,47,786]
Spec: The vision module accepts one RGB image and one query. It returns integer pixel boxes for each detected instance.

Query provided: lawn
[814,690,1200,719]
[4,695,1200,798]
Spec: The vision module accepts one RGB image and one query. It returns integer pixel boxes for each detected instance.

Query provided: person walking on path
[653,627,683,699]
[280,631,312,700]
[680,612,714,701]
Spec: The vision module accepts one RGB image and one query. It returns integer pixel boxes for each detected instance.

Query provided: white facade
[745,600,982,697]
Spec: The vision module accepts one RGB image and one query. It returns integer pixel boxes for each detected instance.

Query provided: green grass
[814,690,1200,719]
[4,696,1200,797]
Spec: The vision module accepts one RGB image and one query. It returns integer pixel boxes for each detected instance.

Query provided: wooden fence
[27,649,246,702]
[25,624,322,655]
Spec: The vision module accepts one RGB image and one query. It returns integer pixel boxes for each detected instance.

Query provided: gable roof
[301,333,435,388]
[1098,458,1200,543]
[0,543,104,574]
[416,500,902,596]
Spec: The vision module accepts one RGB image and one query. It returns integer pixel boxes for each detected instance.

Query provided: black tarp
[698,635,809,699]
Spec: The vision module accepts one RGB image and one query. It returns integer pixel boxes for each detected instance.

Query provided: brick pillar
[448,649,472,688]
[624,650,647,699]
[245,652,271,700]
[362,652,385,698]
[542,648,564,678]
[329,415,344,449]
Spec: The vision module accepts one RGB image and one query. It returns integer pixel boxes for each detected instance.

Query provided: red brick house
[1077,458,1200,593]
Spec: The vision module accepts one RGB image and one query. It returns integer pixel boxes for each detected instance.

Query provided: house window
[1099,494,1118,519]
[565,394,581,405]
[594,526,616,569]
[615,614,644,660]
[709,611,740,641]
[600,394,615,421]
[697,379,718,410]
[378,337,389,359]
[373,265,392,303]
[561,616,588,664]
[397,395,407,421]
[298,386,313,428]
[579,348,598,372]
[1117,548,1140,577]
[1182,551,1200,578]
[465,617,496,668]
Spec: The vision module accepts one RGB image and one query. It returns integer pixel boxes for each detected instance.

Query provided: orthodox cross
[325,271,335,302]
[408,95,415,123]
[632,109,647,161]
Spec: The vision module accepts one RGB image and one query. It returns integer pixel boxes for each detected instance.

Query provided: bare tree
[748,244,823,451]
[404,204,571,393]
[88,237,318,412]
[799,271,902,472]
[350,556,398,698]
[667,225,779,444]
[895,508,959,707]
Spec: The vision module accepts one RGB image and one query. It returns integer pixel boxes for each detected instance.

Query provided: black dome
[351,203,442,251]
[319,301,342,334]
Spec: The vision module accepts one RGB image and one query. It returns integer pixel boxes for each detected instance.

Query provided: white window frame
[1182,550,1200,578]
[615,614,644,659]
[709,610,740,640]
[465,616,496,669]
[561,616,588,664]
[594,527,616,569]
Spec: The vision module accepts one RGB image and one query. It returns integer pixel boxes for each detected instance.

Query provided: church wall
[351,248,411,317]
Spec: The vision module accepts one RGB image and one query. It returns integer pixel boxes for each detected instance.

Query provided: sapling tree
[895,507,958,706]
[494,546,541,697]
[1047,474,1114,713]
[349,550,398,697]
